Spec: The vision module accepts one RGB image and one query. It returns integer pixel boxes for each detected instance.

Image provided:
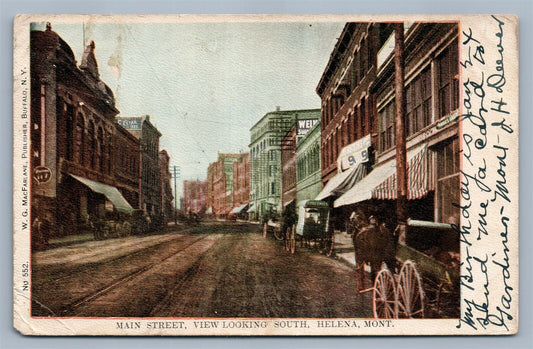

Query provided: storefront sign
[337,134,371,172]
[33,166,51,184]
[117,118,142,130]
[296,119,319,141]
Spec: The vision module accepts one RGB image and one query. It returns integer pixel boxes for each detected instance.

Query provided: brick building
[205,153,245,217]
[182,180,206,214]
[30,24,135,241]
[315,23,385,206]
[314,22,460,229]
[230,152,250,217]
[159,150,174,223]
[114,123,141,209]
[116,116,162,222]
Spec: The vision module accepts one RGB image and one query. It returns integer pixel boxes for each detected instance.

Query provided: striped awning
[334,145,428,208]
[372,145,428,200]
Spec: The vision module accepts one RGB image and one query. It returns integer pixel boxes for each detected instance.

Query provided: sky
[32,20,344,192]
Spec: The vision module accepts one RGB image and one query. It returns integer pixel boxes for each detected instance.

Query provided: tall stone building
[30,24,135,241]
[249,109,320,220]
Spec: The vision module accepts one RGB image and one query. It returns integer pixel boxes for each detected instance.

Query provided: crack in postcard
[12,14,518,336]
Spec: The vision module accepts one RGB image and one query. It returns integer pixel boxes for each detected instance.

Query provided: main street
[32,221,372,318]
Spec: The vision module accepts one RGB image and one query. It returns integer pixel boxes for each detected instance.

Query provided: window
[406,67,432,136]
[379,100,396,152]
[437,40,459,118]
[76,114,85,165]
[271,182,276,195]
[434,138,460,224]
[65,104,74,161]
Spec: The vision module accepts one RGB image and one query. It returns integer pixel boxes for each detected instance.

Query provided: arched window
[76,114,85,165]
[97,127,104,172]
[65,104,74,161]
[87,121,95,169]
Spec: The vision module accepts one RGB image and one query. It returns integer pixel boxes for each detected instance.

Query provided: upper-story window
[379,100,395,152]
[437,40,459,118]
[406,66,432,136]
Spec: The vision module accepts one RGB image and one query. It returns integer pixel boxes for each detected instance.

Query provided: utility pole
[172,166,180,224]
[394,23,408,243]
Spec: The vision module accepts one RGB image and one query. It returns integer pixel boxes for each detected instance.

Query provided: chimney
[276,106,281,111]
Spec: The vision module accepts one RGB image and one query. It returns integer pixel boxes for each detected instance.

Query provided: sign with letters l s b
[337,134,371,172]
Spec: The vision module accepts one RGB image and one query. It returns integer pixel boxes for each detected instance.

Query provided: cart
[290,200,334,256]
[371,219,460,319]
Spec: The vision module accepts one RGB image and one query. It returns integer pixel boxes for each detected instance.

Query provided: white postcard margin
[12,14,519,336]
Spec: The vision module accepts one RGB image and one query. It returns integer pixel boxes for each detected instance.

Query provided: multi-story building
[281,115,320,208]
[296,121,322,206]
[182,180,206,214]
[249,108,320,220]
[230,152,250,216]
[114,123,141,209]
[205,153,245,217]
[316,23,385,207]
[158,150,174,223]
[30,24,135,241]
[116,115,162,222]
[325,22,460,229]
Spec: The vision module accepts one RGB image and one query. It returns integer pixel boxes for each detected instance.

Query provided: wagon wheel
[262,223,267,238]
[372,266,397,319]
[289,226,296,254]
[274,226,284,241]
[396,261,425,318]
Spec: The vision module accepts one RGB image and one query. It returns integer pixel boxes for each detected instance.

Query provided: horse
[352,215,396,292]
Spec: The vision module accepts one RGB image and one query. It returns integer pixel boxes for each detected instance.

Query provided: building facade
[231,152,250,215]
[113,123,141,210]
[182,180,207,214]
[30,24,135,241]
[249,109,320,220]
[324,22,460,229]
[296,121,322,206]
[281,115,321,208]
[205,153,245,216]
[158,150,174,223]
[316,23,386,190]
[116,116,162,222]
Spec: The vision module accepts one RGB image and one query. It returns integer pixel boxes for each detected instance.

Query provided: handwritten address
[457,15,517,331]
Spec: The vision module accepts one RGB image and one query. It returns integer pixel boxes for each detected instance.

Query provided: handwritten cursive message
[457,15,518,332]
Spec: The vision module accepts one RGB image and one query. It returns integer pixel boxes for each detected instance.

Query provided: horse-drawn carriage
[262,200,334,256]
[359,218,460,319]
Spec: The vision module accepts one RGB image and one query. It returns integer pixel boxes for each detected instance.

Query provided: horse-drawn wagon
[368,218,460,319]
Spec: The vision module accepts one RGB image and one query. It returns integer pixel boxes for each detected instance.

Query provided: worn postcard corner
[13,14,519,336]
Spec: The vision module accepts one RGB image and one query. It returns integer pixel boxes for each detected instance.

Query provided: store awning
[247,203,256,213]
[71,174,134,213]
[334,145,428,208]
[230,203,249,214]
[205,207,213,214]
[315,163,367,201]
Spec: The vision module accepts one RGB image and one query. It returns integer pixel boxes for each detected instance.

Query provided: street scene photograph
[27,18,462,321]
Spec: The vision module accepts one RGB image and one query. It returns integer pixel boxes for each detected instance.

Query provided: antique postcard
[13,14,519,336]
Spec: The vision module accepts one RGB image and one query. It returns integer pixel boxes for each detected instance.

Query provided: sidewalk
[332,230,357,269]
